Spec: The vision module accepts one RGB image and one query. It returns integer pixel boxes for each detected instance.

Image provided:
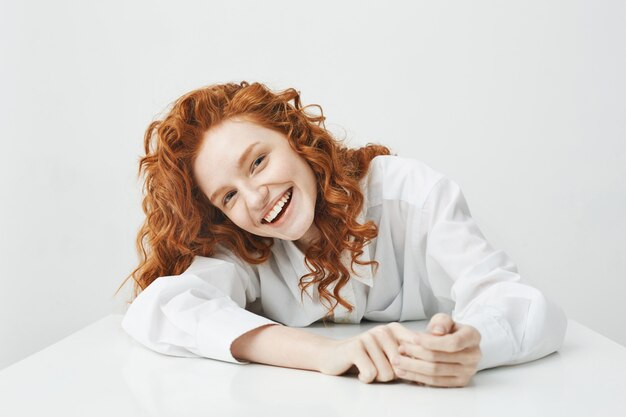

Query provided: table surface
[1,315,625,417]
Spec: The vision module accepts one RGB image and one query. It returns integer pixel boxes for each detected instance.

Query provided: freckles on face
[193,118,318,241]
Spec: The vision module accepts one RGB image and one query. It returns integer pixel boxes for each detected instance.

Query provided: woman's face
[193,117,319,244]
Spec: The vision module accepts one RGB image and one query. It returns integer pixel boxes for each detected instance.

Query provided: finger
[427,313,455,335]
[393,355,465,377]
[371,326,403,377]
[351,341,378,383]
[361,332,395,382]
[414,327,480,353]
[395,369,469,388]
[385,322,420,344]
[401,343,482,365]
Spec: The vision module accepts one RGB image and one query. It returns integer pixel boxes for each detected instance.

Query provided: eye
[252,155,266,171]
[223,191,235,206]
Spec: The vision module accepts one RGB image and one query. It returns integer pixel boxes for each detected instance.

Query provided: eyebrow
[209,141,261,205]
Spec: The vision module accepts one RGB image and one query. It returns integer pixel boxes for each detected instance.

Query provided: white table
[1,315,624,416]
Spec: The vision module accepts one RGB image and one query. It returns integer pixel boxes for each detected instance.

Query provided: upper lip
[261,188,291,222]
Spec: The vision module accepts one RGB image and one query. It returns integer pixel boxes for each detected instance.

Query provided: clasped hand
[318,313,481,387]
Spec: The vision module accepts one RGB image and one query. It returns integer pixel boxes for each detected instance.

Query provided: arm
[121,256,278,363]
[121,254,418,383]
[231,324,328,371]
[390,176,566,386]
[232,321,424,384]
[422,176,567,370]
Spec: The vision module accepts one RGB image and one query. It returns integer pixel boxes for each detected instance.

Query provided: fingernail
[392,356,400,365]
[396,368,405,376]
[433,326,445,334]
[412,336,420,344]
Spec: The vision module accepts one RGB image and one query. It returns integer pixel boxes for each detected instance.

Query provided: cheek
[228,206,257,228]
[269,157,298,178]
[296,159,317,192]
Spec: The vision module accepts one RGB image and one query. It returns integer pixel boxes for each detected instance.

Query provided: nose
[242,183,270,215]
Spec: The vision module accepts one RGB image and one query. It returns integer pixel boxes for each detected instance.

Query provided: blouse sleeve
[422,176,567,370]
[121,250,278,364]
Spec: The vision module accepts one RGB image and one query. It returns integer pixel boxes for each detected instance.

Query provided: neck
[294,223,321,253]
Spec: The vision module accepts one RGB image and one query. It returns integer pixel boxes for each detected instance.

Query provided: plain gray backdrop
[1,0,625,370]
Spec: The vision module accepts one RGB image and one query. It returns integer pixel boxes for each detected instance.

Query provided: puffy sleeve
[423,176,567,370]
[121,249,278,364]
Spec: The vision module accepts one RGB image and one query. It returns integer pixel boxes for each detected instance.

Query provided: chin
[294,217,316,239]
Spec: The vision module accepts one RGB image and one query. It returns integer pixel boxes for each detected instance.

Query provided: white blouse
[121,155,567,371]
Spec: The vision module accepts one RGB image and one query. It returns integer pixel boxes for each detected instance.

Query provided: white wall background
[1,0,624,370]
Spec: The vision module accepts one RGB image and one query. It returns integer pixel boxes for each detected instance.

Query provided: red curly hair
[117,81,392,318]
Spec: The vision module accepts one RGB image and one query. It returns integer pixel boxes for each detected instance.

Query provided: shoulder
[362,155,447,209]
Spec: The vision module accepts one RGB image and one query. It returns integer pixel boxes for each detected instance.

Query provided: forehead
[192,118,281,198]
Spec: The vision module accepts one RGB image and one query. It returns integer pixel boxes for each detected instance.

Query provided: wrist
[312,336,339,373]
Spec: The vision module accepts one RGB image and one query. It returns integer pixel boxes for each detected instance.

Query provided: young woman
[119,81,567,387]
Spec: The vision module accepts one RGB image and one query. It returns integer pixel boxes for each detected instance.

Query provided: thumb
[427,313,455,336]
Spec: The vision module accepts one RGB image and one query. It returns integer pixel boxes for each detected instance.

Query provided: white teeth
[263,189,292,223]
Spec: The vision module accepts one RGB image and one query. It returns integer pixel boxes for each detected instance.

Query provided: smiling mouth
[261,187,293,224]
